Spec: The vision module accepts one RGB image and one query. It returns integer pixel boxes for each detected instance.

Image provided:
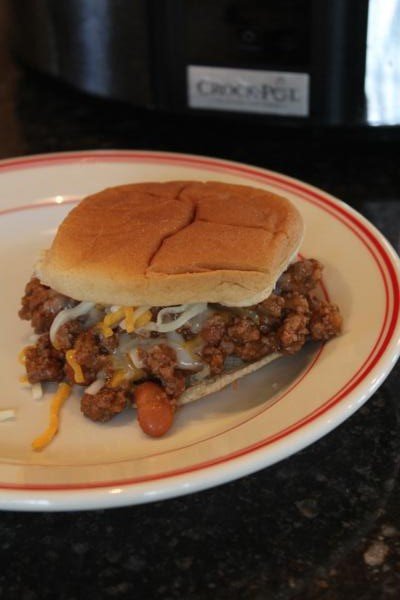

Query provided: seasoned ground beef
[200,259,341,372]
[202,344,225,375]
[25,333,65,383]
[201,313,228,346]
[70,328,118,384]
[202,313,271,368]
[177,325,196,340]
[227,317,261,344]
[283,291,310,315]
[309,298,342,341]
[219,336,235,356]
[277,313,309,354]
[139,344,186,398]
[257,293,285,321]
[231,341,259,362]
[277,259,322,295]
[19,277,76,333]
[55,320,83,351]
[81,386,130,422]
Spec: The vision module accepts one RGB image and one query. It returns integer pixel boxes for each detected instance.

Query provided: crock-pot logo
[196,76,300,104]
[188,66,309,116]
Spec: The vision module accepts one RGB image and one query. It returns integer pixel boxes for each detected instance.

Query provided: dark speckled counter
[0,4,400,599]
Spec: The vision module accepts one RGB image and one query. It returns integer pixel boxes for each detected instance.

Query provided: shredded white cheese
[156,305,189,323]
[141,303,208,334]
[191,364,211,382]
[31,382,43,401]
[128,347,145,369]
[166,332,203,371]
[49,301,94,345]
[85,377,106,396]
[0,409,16,422]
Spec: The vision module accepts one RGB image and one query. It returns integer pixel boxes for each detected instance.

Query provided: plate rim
[0,149,399,510]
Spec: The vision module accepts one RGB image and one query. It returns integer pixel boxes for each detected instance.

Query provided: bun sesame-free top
[36,181,303,307]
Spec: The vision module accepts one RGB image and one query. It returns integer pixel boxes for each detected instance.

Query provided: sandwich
[18,181,342,446]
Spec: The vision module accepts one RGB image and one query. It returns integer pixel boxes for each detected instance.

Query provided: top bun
[36,181,303,307]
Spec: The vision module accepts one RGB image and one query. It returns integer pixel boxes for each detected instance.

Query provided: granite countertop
[1,6,400,600]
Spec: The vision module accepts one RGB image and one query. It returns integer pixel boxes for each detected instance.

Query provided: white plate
[0,150,399,512]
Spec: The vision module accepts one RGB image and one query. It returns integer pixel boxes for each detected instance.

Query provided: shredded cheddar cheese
[110,369,126,388]
[66,349,85,384]
[123,306,135,333]
[135,310,152,329]
[18,346,31,365]
[97,322,113,338]
[19,375,28,383]
[105,308,125,327]
[110,366,145,387]
[97,306,152,337]
[31,383,71,451]
[99,308,125,337]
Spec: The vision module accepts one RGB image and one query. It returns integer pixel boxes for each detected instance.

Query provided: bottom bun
[178,352,282,406]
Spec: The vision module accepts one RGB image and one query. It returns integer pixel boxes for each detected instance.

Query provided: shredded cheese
[18,347,31,365]
[0,409,16,422]
[142,303,207,333]
[128,347,145,369]
[85,377,106,396]
[66,350,85,384]
[31,383,43,401]
[104,308,125,327]
[123,306,135,333]
[99,306,152,336]
[31,383,71,451]
[109,369,126,388]
[19,376,43,399]
[98,323,113,338]
[99,307,125,337]
[135,310,152,329]
[50,302,94,346]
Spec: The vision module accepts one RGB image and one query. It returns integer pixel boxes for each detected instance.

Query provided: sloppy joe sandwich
[18,181,342,446]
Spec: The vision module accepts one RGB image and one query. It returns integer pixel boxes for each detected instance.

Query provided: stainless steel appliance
[11,0,400,126]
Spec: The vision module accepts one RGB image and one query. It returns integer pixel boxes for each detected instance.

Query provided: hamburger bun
[36,181,303,307]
